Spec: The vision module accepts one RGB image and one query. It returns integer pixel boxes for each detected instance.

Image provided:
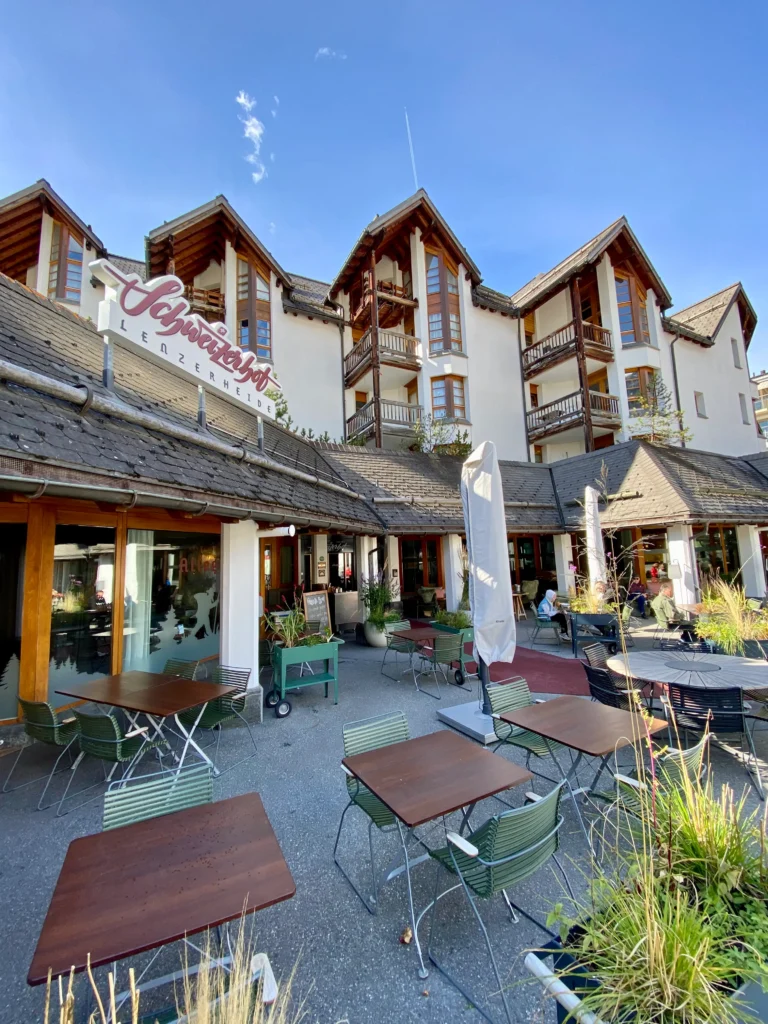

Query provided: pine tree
[631,375,692,446]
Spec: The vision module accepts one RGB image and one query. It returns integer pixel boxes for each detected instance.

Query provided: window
[0,524,26,720]
[425,248,462,353]
[48,222,84,303]
[694,391,707,418]
[533,444,543,463]
[236,258,271,359]
[355,390,368,412]
[529,384,539,408]
[739,392,750,425]
[625,367,656,416]
[614,271,650,346]
[431,375,466,419]
[406,378,419,405]
[524,312,535,347]
[731,338,742,369]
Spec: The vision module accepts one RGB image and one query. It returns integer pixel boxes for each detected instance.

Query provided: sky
[1,0,767,364]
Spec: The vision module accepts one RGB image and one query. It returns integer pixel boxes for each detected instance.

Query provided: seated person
[538,589,570,641]
[651,582,695,637]
[627,576,647,616]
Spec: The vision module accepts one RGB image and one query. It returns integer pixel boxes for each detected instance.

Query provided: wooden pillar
[570,276,594,452]
[370,249,383,449]
[19,503,56,704]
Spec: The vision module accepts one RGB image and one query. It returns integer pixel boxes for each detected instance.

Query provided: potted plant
[528,732,768,1022]
[695,579,768,658]
[434,608,474,685]
[359,573,397,648]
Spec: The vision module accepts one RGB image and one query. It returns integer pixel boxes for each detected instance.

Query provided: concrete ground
[1,616,765,1024]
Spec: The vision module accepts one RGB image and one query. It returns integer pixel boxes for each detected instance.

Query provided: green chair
[2,699,79,810]
[175,666,258,774]
[425,784,570,1024]
[418,633,468,698]
[613,734,709,818]
[57,708,163,816]
[530,614,562,646]
[103,763,213,831]
[381,619,417,682]
[162,658,199,679]
[488,681,567,788]
[333,711,410,914]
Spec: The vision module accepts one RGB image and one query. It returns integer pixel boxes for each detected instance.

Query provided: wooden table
[392,627,443,645]
[56,671,240,774]
[343,730,531,976]
[500,696,667,849]
[28,793,295,986]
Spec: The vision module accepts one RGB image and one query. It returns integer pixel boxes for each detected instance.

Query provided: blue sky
[1,0,766,364]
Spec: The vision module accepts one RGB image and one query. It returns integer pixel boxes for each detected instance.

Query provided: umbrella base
[437,702,496,745]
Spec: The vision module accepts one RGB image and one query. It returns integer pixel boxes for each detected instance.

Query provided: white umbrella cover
[461,441,516,667]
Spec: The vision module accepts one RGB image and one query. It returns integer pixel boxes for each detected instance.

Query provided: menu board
[302,590,331,631]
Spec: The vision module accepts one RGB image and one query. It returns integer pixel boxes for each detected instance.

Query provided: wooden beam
[19,503,56,704]
[375,290,418,308]
[370,249,383,449]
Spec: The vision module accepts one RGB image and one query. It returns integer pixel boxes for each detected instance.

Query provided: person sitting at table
[627,576,647,617]
[651,582,695,638]
[538,589,570,641]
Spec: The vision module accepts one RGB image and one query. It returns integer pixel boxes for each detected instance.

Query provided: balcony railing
[346,399,422,440]
[526,389,621,441]
[522,319,612,377]
[344,328,421,385]
[184,286,225,322]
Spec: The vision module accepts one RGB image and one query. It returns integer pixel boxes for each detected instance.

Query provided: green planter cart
[432,622,475,685]
[267,639,344,719]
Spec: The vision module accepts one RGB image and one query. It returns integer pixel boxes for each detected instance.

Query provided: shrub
[435,609,471,629]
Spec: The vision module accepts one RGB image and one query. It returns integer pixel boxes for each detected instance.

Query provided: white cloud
[269,222,276,235]
[315,46,347,60]
[252,166,267,184]
[273,95,280,106]
[270,152,275,162]
[235,90,256,112]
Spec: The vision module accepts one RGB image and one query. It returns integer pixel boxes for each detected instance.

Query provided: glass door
[0,524,26,720]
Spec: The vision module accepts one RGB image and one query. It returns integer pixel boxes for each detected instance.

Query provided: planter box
[271,639,343,707]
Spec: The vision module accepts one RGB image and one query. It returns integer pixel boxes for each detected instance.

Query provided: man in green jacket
[651,582,695,638]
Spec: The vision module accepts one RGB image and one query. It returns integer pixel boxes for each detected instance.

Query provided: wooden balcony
[351,281,419,330]
[526,389,621,442]
[346,399,422,441]
[184,286,225,323]
[344,328,421,388]
[522,320,612,380]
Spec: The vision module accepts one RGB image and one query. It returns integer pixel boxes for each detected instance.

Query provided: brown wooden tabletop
[500,695,667,758]
[343,730,532,827]
[392,627,443,643]
[55,671,239,717]
[28,793,295,985]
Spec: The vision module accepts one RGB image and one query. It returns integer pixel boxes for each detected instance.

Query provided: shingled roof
[666,283,757,346]
[106,254,146,281]
[282,274,343,322]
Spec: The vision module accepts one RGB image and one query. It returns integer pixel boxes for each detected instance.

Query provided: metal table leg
[173,705,216,774]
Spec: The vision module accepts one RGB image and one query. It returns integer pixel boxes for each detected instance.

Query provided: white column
[220,521,261,688]
[384,535,400,604]
[224,240,238,341]
[595,252,631,440]
[667,524,698,606]
[356,535,379,620]
[410,228,430,413]
[311,534,328,586]
[736,525,766,598]
[554,534,576,594]
[35,211,54,295]
[584,486,606,584]
[442,534,465,611]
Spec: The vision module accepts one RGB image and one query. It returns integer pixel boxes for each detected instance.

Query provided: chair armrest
[125,726,149,739]
[614,773,644,791]
[525,791,542,802]
[60,716,76,725]
[341,764,354,777]
[446,832,479,858]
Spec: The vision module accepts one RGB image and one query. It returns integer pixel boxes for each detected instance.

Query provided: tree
[407,415,473,457]
[631,374,692,446]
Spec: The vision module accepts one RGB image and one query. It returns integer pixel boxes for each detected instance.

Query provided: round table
[607,650,768,695]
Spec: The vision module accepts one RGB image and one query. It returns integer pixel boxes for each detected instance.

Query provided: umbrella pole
[478,656,492,716]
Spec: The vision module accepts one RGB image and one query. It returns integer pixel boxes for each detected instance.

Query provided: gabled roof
[107,254,146,281]
[146,195,291,288]
[511,216,673,314]
[330,189,482,298]
[282,273,343,322]
[0,179,105,281]
[472,283,517,316]
[666,283,757,346]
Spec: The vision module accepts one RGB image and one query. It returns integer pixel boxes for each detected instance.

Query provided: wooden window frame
[48,221,84,303]
[533,445,543,463]
[425,247,462,354]
[406,377,419,405]
[529,383,539,408]
[615,270,650,346]
[398,536,444,594]
[624,366,655,415]
[355,390,369,411]
[431,374,467,420]
[236,257,272,361]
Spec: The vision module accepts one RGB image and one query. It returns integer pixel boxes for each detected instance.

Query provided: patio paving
[1,627,765,1024]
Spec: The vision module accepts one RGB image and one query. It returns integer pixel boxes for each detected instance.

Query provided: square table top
[55,670,239,717]
[392,627,443,643]
[500,695,667,758]
[28,793,295,985]
[343,730,532,827]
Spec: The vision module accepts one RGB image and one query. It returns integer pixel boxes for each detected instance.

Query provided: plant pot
[364,622,388,648]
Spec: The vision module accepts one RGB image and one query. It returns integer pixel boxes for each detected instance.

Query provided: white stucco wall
[534,288,571,339]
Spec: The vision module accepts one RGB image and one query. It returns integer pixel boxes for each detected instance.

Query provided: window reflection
[0,525,26,720]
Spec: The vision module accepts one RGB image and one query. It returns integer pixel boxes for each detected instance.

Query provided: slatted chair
[2,699,79,810]
[381,619,417,682]
[162,658,200,679]
[175,666,258,774]
[613,734,710,820]
[529,614,563,647]
[415,633,467,699]
[57,709,163,816]
[619,603,637,648]
[583,664,645,712]
[664,683,764,799]
[487,681,566,787]
[582,642,609,669]
[333,711,410,914]
[425,784,570,1024]
[103,763,213,831]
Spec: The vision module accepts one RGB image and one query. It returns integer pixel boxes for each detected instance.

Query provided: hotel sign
[90,259,280,419]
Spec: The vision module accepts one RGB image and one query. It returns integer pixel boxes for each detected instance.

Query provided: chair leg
[743,730,765,800]
[37,738,78,811]
[332,800,379,915]
[1,742,26,794]
[212,711,259,776]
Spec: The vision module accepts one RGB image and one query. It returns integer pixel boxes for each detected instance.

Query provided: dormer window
[236,257,271,360]
[48,222,83,303]
[426,249,462,354]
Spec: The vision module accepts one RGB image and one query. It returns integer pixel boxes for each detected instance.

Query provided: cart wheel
[454,669,465,686]
[275,699,292,719]
[265,689,280,708]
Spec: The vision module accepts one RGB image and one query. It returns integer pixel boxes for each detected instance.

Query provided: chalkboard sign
[302,590,331,631]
